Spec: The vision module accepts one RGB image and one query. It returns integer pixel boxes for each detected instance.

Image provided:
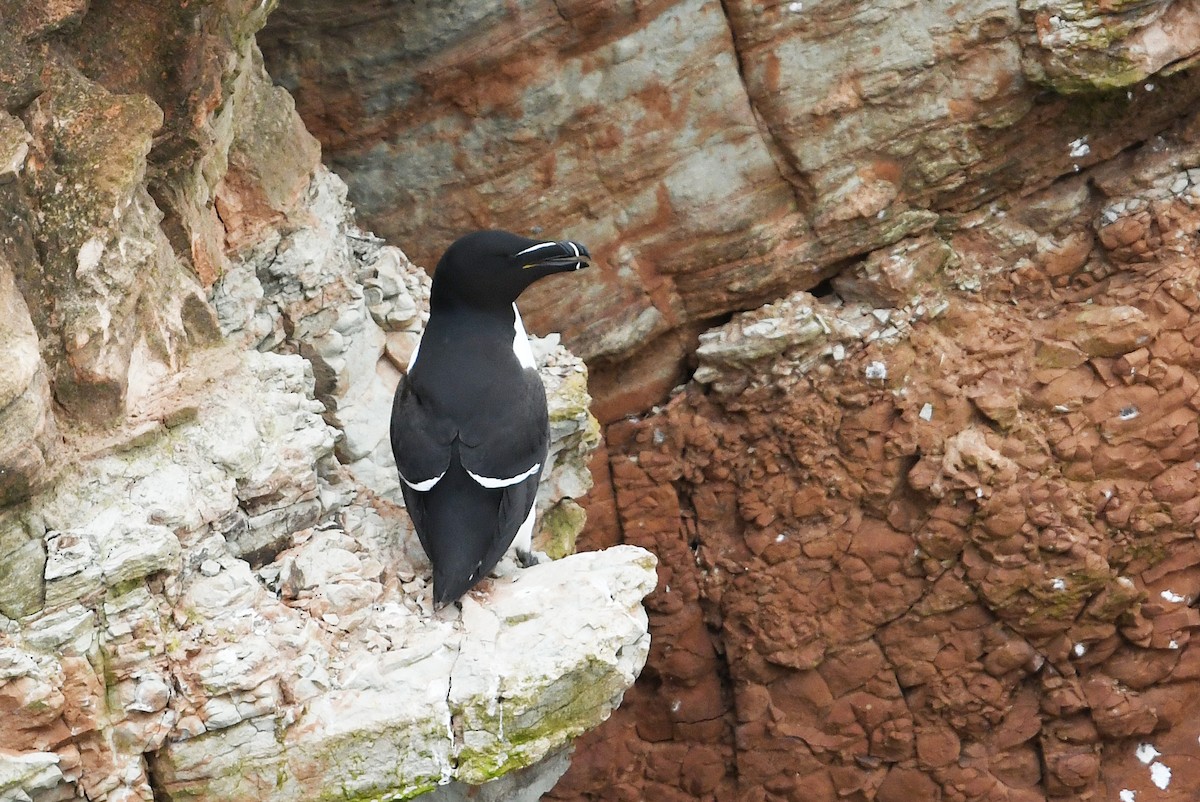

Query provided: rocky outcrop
[1,333,652,799]
[255,4,1200,798]
[7,0,1200,800]
[551,112,1200,801]
[261,0,1200,421]
[1020,0,1200,91]
[0,244,646,797]
[0,2,652,800]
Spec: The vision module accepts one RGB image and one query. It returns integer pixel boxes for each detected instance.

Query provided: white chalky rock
[2,138,623,802]
[150,546,657,800]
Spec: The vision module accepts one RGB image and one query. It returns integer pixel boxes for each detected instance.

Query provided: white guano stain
[865,361,887,380]
[1150,761,1171,790]
[1135,743,1160,764]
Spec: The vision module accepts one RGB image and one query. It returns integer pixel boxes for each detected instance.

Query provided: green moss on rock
[536,500,586,559]
[453,655,629,785]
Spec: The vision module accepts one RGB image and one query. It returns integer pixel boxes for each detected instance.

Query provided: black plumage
[390,230,590,605]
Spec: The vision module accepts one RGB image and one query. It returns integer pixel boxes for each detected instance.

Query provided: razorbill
[390,230,591,606]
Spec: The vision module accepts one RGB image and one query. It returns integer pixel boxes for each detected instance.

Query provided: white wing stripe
[401,471,444,491]
[467,462,541,489]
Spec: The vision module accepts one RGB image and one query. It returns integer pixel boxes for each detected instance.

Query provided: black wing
[389,373,457,490]
[391,373,460,562]
[458,367,549,571]
[456,367,550,486]
[392,366,550,603]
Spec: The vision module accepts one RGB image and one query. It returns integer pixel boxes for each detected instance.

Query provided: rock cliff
[4,0,1200,800]
[256,2,1200,801]
[554,137,1200,801]
[0,2,653,801]
[261,0,1200,421]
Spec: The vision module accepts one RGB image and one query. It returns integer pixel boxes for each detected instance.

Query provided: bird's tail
[423,457,506,606]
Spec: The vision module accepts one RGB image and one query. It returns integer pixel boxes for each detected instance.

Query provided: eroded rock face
[1019,0,1200,92]
[0,241,54,509]
[552,114,1200,801]
[260,0,1200,420]
[6,1,289,426]
[0,341,651,801]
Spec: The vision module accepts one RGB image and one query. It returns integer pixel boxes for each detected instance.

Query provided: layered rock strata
[261,0,1200,420]
[254,2,1200,797]
[551,113,1200,801]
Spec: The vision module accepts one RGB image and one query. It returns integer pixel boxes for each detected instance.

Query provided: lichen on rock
[1019,0,1200,92]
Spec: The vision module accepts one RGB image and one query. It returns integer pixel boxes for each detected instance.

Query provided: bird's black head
[430,230,591,310]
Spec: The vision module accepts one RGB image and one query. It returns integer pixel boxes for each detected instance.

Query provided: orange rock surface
[554,115,1200,801]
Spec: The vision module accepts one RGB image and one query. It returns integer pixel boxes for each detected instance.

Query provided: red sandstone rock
[554,120,1200,801]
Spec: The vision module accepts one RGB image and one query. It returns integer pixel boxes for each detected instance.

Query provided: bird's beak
[517,240,591,271]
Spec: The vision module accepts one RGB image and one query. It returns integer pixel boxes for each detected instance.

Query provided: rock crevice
[261,0,1200,422]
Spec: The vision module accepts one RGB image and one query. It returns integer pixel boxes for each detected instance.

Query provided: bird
[389,230,591,606]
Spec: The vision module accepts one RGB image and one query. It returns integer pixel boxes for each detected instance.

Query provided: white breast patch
[512,304,536,369]
[406,332,423,373]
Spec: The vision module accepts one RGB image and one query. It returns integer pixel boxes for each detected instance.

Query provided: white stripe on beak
[515,241,559,257]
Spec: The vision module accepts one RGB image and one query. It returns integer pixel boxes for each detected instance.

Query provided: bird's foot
[516,549,549,569]
[432,598,463,621]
